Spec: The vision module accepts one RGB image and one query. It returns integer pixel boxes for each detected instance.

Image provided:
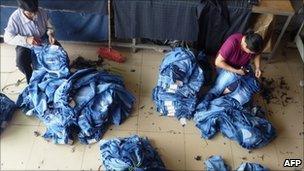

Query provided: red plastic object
[98,47,125,63]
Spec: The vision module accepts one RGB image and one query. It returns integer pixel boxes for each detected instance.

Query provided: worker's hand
[255,68,262,78]
[48,35,56,45]
[26,36,41,45]
[235,69,246,76]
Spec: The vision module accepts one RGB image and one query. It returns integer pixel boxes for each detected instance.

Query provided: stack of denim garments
[195,73,276,149]
[204,155,229,171]
[0,93,17,133]
[204,155,269,171]
[100,135,166,171]
[17,45,135,144]
[153,48,205,123]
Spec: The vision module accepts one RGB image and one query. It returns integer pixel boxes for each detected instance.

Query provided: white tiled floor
[0,42,303,170]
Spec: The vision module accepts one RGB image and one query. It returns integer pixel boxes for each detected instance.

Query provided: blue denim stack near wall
[0,93,17,133]
[204,155,269,171]
[195,72,276,149]
[152,48,205,121]
[17,45,135,144]
[100,135,166,171]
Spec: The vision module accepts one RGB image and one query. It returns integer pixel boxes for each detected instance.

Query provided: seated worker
[4,0,59,83]
[215,30,263,78]
[199,31,263,109]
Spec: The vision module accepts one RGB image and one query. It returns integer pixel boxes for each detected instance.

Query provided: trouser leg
[15,46,33,83]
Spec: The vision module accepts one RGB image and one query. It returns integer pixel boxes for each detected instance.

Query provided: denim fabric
[17,45,135,144]
[237,163,269,171]
[153,48,205,120]
[227,72,260,106]
[64,69,135,144]
[0,93,16,133]
[113,0,200,41]
[204,155,268,171]
[195,75,276,149]
[204,155,229,171]
[157,48,204,96]
[152,87,196,119]
[198,68,241,110]
[31,45,70,77]
[100,135,166,171]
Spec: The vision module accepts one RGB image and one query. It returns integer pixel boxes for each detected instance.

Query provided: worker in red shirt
[215,31,263,78]
[199,31,264,109]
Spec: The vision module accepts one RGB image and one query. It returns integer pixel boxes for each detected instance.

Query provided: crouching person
[4,0,59,83]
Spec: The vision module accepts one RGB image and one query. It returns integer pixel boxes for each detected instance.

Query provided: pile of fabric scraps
[100,135,166,171]
[17,45,135,144]
[260,76,295,106]
[0,93,17,133]
[70,56,104,70]
[195,72,276,149]
[204,155,268,171]
[152,48,206,125]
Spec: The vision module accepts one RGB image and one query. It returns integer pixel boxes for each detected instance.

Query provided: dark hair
[17,0,39,13]
[244,30,264,54]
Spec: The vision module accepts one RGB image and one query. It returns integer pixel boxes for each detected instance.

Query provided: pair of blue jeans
[205,155,269,171]
[198,68,241,110]
[195,74,276,149]
[100,135,166,171]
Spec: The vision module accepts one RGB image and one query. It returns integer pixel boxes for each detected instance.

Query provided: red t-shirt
[219,33,255,69]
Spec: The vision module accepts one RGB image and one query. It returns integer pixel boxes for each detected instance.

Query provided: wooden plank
[252,0,295,16]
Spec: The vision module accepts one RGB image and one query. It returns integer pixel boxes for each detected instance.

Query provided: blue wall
[0,0,108,42]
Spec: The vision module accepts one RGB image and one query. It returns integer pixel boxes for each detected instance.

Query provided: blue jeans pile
[198,68,242,111]
[152,48,205,120]
[204,155,229,171]
[0,93,17,133]
[100,135,166,171]
[195,72,276,149]
[205,155,268,171]
[17,45,135,144]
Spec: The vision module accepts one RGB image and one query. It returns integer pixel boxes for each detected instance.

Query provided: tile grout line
[183,127,187,170]
[11,123,40,127]
[273,141,282,169]
[136,50,144,135]
[137,129,183,134]
[79,146,87,170]
[24,125,40,170]
[229,141,235,169]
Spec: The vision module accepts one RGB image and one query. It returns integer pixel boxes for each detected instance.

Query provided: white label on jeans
[167,89,175,93]
[26,109,34,116]
[169,84,178,91]
[167,112,175,117]
[166,105,175,111]
[87,138,97,144]
[179,118,187,126]
[167,108,175,114]
[164,101,173,106]
[176,80,183,86]
[241,129,252,139]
